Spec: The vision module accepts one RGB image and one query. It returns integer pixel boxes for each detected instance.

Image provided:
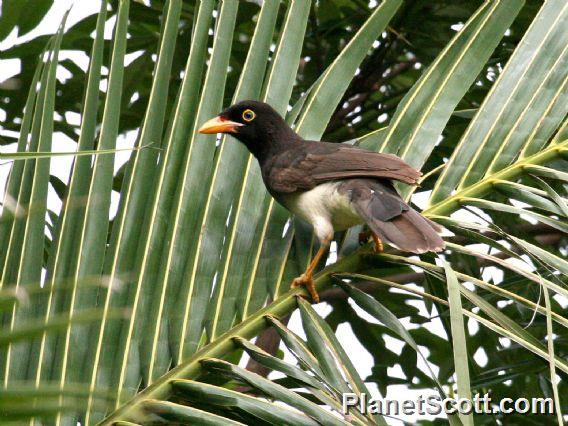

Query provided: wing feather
[268,142,421,193]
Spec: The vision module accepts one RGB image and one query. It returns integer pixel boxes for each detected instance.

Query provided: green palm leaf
[1,1,566,424]
[430,0,568,204]
[3,13,67,385]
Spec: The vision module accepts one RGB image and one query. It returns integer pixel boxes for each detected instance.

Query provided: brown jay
[199,100,444,303]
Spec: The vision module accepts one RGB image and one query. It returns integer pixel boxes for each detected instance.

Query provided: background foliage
[0,0,566,424]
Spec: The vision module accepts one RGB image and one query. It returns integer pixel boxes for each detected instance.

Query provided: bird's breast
[281,181,364,232]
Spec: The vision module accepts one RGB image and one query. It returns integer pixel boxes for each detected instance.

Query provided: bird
[198,100,444,303]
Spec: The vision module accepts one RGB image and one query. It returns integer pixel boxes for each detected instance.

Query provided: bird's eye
[242,109,256,122]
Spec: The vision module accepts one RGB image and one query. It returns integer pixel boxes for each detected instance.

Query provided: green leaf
[0,0,21,41]
[297,298,387,426]
[0,57,44,275]
[431,215,519,259]
[265,315,329,385]
[142,400,246,425]
[261,0,311,112]
[101,0,215,410]
[295,0,402,140]
[459,197,568,233]
[542,287,564,426]
[0,308,125,346]
[195,0,280,348]
[233,337,325,391]
[336,280,449,401]
[520,82,568,158]
[100,252,364,425]
[0,43,52,320]
[344,265,568,374]
[353,254,568,374]
[4,13,67,385]
[200,358,350,426]
[297,299,350,395]
[485,48,568,175]
[0,401,75,423]
[0,383,110,401]
[17,0,54,36]
[509,236,568,276]
[430,0,568,204]
[36,0,108,395]
[379,0,523,173]
[211,0,311,335]
[85,1,183,419]
[523,163,568,183]
[442,261,473,426]
[493,180,567,216]
[530,175,568,217]
[425,139,568,216]
[354,127,387,151]
[551,118,568,145]
[445,242,568,300]
[341,268,568,331]
[51,0,128,405]
[0,146,144,160]
[150,0,239,380]
[172,379,320,426]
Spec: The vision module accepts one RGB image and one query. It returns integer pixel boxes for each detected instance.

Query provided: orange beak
[198,116,243,134]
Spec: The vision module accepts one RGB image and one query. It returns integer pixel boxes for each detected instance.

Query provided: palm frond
[0,0,566,424]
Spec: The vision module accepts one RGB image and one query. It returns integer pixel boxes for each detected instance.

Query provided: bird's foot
[291,273,320,303]
[358,230,372,246]
[359,230,383,253]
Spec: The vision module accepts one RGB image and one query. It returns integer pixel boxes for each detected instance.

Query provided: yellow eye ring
[242,109,256,122]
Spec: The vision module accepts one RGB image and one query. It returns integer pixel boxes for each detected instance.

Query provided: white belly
[282,182,364,242]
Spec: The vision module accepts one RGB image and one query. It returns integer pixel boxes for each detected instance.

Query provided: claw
[358,230,371,246]
[291,273,320,303]
[359,230,383,253]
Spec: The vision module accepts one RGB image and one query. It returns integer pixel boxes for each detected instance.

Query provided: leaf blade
[430,0,568,204]
[442,261,473,426]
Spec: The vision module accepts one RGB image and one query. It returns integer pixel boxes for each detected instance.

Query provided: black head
[198,100,299,159]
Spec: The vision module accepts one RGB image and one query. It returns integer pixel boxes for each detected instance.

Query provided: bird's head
[198,100,298,159]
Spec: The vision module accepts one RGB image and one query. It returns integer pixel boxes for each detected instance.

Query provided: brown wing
[267,141,421,193]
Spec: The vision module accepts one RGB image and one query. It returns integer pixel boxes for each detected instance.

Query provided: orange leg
[371,232,383,253]
[291,242,329,303]
[358,230,383,253]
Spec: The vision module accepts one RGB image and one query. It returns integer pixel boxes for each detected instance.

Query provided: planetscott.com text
[342,392,555,416]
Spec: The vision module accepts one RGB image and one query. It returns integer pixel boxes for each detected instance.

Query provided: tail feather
[342,178,444,254]
[367,209,445,254]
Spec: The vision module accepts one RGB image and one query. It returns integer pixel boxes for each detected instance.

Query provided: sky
[0,1,507,424]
